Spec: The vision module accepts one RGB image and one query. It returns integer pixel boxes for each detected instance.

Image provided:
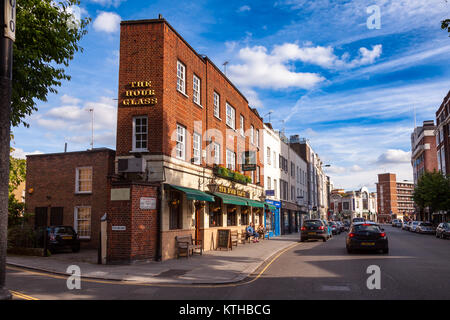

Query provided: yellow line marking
[10,290,40,300]
[7,242,300,288]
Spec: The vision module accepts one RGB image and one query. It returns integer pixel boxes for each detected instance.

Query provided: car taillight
[380,232,386,237]
[318,226,324,230]
[348,233,355,238]
[301,227,306,231]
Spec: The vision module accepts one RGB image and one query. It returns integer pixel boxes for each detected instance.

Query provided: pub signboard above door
[217,185,250,198]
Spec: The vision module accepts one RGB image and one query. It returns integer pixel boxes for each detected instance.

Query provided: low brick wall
[7,247,47,257]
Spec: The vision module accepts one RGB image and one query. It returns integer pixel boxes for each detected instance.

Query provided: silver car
[416,222,435,234]
[410,221,422,232]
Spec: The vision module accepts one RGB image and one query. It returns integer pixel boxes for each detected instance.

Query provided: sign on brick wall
[140,197,156,210]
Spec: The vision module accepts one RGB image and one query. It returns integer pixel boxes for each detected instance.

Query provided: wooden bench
[175,235,202,258]
[258,228,270,240]
[230,230,239,248]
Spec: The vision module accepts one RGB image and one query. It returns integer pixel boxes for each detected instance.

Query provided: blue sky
[11,0,450,191]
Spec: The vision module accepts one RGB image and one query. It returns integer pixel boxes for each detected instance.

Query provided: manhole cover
[156,269,189,278]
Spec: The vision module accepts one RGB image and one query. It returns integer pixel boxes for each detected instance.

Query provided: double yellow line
[10,290,39,300]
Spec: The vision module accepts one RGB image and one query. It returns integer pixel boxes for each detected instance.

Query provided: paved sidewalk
[7,233,300,284]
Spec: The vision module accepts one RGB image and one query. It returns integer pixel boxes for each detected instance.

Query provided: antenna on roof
[158,14,163,19]
[264,111,272,123]
[222,61,229,76]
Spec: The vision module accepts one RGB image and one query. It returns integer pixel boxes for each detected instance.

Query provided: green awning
[266,204,277,211]
[247,199,265,208]
[213,193,249,206]
[169,184,215,202]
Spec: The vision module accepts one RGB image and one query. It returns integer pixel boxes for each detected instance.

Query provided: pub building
[108,16,268,262]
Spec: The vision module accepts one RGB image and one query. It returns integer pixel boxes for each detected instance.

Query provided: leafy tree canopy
[11,0,90,127]
[413,171,450,214]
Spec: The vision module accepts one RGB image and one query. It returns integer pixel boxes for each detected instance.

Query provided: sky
[11,0,450,192]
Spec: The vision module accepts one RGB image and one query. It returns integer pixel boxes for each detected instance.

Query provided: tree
[413,171,450,220]
[0,0,90,299]
[442,18,450,36]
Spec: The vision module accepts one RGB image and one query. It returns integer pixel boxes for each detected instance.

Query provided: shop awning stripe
[169,184,215,202]
[246,199,265,208]
[212,193,249,206]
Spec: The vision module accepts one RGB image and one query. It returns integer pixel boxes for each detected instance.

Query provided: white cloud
[228,45,325,89]
[93,11,121,33]
[351,165,363,172]
[238,5,251,12]
[11,148,43,159]
[60,94,82,105]
[90,0,125,7]
[376,149,411,165]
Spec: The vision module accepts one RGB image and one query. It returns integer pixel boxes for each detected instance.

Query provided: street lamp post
[0,0,16,300]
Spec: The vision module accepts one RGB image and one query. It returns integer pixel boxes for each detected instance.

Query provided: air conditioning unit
[118,158,146,173]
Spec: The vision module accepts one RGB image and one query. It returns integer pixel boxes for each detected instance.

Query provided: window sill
[193,101,203,109]
[177,89,189,99]
[75,192,92,195]
[130,149,149,153]
[214,115,222,121]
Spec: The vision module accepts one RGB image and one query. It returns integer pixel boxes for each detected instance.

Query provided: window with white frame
[176,124,186,160]
[256,166,260,184]
[226,103,235,129]
[250,125,254,144]
[267,147,271,165]
[76,167,92,193]
[273,152,276,168]
[132,116,148,152]
[74,206,91,239]
[213,142,220,165]
[240,115,245,136]
[213,92,220,118]
[274,179,277,198]
[193,132,201,164]
[177,61,186,93]
[256,129,259,147]
[193,75,201,105]
[226,149,236,170]
[267,176,271,189]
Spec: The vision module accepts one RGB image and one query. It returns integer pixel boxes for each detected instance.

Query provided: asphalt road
[5,225,450,300]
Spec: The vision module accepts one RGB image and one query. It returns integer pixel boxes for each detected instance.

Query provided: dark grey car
[436,222,450,239]
[301,219,328,242]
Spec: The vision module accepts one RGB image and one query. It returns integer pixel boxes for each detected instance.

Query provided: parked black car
[301,220,328,242]
[346,222,388,254]
[436,222,450,239]
[37,226,81,253]
[328,221,339,235]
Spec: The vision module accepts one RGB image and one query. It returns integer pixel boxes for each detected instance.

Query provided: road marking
[7,242,301,289]
[10,290,40,300]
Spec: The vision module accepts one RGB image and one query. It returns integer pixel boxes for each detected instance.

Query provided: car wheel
[323,237,327,242]
[72,246,80,253]
[347,247,352,254]
[382,248,389,254]
[441,233,444,239]
[300,238,306,242]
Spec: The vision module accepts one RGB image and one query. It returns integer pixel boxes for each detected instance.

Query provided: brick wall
[25,149,115,249]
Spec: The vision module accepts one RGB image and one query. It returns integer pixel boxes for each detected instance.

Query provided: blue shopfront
[265,199,281,237]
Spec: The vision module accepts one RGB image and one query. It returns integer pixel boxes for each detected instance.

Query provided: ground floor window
[265,210,272,231]
[241,207,250,225]
[209,200,222,227]
[227,206,237,226]
[169,191,182,230]
[74,206,91,239]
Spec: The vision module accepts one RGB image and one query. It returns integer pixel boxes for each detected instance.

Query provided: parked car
[435,222,450,239]
[343,221,351,231]
[416,222,435,234]
[37,225,81,253]
[352,217,365,224]
[346,222,388,254]
[328,221,339,235]
[301,220,329,242]
[336,221,345,233]
[402,221,410,230]
[394,219,403,228]
[410,221,422,232]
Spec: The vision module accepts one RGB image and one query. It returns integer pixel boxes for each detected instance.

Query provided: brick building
[411,120,438,185]
[113,17,266,261]
[25,148,115,249]
[376,173,414,223]
[435,90,450,176]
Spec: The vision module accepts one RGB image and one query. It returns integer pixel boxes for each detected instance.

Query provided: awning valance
[169,184,215,202]
[212,193,249,206]
[266,204,277,211]
[247,199,265,208]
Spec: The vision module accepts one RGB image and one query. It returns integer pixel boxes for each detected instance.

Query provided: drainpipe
[156,185,162,261]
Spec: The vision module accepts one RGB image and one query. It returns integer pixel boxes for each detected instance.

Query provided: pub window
[74,206,91,239]
[177,60,186,93]
[193,74,201,105]
[209,199,222,227]
[132,116,148,152]
[227,207,237,226]
[226,103,235,129]
[213,91,220,119]
[241,207,250,225]
[193,132,201,165]
[75,167,92,193]
[169,191,182,230]
[176,124,186,160]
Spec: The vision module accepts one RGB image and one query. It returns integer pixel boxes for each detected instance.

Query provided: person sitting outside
[246,223,259,243]
[257,224,265,239]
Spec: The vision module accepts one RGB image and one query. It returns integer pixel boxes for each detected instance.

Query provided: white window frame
[226,103,235,129]
[177,60,186,94]
[267,177,271,190]
[240,114,245,136]
[193,74,201,106]
[267,147,271,165]
[250,125,254,144]
[75,167,92,194]
[132,116,148,152]
[176,124,186,160]
[256,129,259,148]
[226,149,236,171]
[213,91,220,119]
[212,142,221,165]
[193,132,201,165]
[74,206,91,239]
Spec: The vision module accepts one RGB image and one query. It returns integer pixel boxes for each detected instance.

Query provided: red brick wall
[117,19,264,185]
[25,149,115,249]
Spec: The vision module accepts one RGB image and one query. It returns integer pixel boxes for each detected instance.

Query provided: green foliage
[9,156,26,194]
[7,224,38,249]
[442,18,450,36]
[8,194,26,227]
[413,171,450,214]
[11,0,90,127]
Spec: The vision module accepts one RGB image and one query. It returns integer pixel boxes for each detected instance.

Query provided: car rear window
[352,225,381,233]
[421,223,432,227]
[54,227,75,235]
[304,220,322,227]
